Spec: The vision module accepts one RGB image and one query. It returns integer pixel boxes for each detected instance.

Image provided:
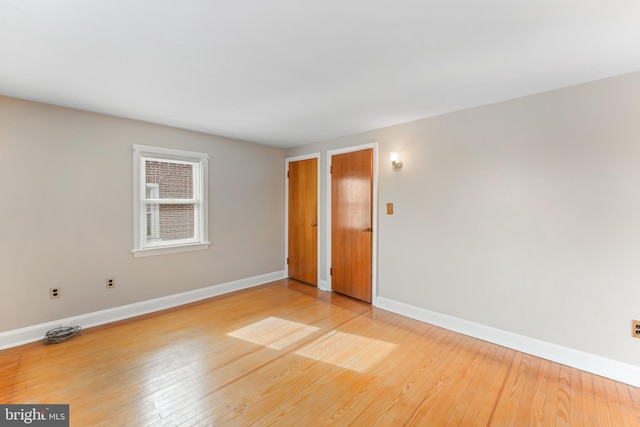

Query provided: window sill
[132,242,211,258]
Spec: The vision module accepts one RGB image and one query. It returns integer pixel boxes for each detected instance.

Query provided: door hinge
[287,257,289,265]
[287,171,289,178]
[330,267,332,276]
[330,165,332,174]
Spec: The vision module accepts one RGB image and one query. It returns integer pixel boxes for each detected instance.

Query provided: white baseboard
[374,296,640,389]
[0,270,286,351]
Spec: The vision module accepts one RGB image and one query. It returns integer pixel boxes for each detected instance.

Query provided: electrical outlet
[106,278,115,289]
[50,287,60,299]
[632,320,640,338]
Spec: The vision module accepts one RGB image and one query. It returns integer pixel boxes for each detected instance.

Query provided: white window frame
[132,145,210,257]
[146,183,160,241]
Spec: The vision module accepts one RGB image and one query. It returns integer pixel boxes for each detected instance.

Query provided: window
[133,145,210,257]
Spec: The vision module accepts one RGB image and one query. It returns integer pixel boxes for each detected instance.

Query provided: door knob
[311,221,317,227]
[362,226,372,232]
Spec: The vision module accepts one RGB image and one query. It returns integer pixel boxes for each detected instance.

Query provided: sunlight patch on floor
[295,331,397,373]
[227,317,320,350]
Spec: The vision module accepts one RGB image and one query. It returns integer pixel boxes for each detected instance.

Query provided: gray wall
[0,96,285,332]
[287,71,640,367]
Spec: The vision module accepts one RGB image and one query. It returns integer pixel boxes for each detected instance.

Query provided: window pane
[145,160,193,199]
[149,204,195,241]
[146,203,160,241]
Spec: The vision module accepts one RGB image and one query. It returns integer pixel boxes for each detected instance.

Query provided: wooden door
[331,149,373,302]
[288,158,318,285]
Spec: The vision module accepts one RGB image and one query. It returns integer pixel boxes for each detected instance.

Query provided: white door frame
[326,143,379,303]
[284,152,322,287]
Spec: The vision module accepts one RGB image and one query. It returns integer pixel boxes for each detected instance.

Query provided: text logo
[0,405,69,426]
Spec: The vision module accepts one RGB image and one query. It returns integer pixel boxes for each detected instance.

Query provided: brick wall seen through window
[146,161,195,241]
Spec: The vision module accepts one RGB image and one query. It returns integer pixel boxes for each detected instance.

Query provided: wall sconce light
[390,152,402,169]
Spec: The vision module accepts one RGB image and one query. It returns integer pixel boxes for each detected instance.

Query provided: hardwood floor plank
[430,339,494,425]
[327,328,458,425]
[315,323,436,425]
[355,331,467,425]
[568,367,586,426]
[1,279,639,426]
[514,355,546,425]
[615,381,640,426]
[540,361,561,427]
[445,343,511,426]
[0,351,21,402]
[306,321,443,426]
[630,383,640,412]
[578,369,598,427]
[554,364,572,426]
[593,375,614,427]
[486,350,527,427]
[526,358,551,426]
[401,336,487,425]
[603,375,635,427]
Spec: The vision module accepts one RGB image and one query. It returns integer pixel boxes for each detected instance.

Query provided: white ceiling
[1,1,640,148]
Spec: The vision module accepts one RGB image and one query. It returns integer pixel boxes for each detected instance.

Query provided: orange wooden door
[331,149,373,302]
[288,158,318,285]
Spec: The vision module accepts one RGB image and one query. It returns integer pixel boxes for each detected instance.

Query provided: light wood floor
[1,279,639,426]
